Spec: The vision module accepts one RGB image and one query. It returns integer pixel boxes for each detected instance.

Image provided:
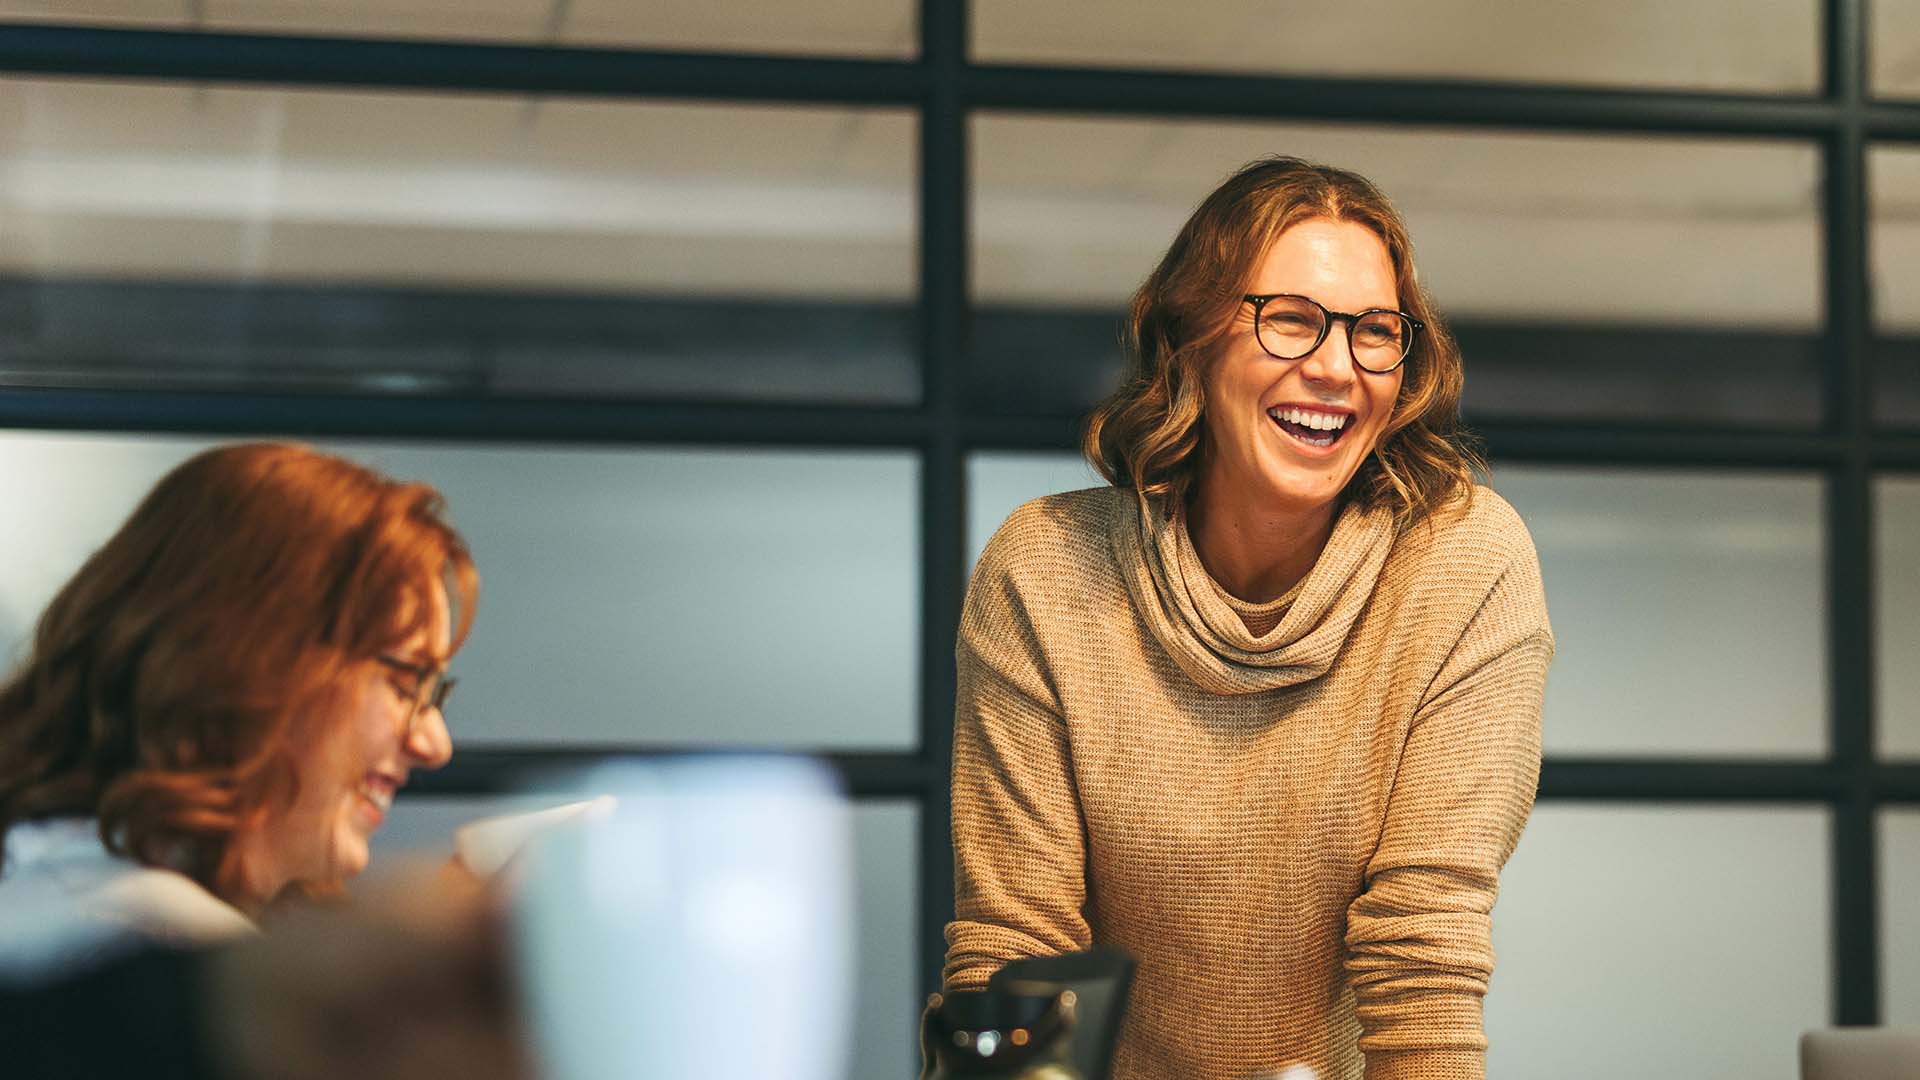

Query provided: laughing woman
[945,158,1552,1080]
[0,443,476,981]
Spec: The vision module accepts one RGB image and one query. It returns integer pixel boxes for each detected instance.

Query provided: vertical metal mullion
[917,0,968,996]
[1823,0,1878,1028]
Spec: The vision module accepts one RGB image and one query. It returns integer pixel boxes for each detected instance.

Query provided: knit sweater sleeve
[1344,534,1552,1080]
[943,517,1093,990]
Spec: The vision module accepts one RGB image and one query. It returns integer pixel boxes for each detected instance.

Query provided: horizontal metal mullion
[0,386,930,446]
[1868,435,1920,469]
[0,24,925,104]
[9,387,1863,464]
[391,754,1919,805]
[959,414,1083,452]
[1865,102,1920,141]
[1539,759,1847,801]
[404,747,931,799]
[9,26,1917,140]
[1477,423,1845,467]
[1879,765,1920,802]
[965,64,1842,136]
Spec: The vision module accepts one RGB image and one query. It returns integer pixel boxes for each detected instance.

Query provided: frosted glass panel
[973,117,1819,326]
[1873,147,1920,425]
[1885,809,1920,1026]
[0,432,919,748]
[1877,150,1920,330]
[965,451,1106,573]
[0,78,919,403]
[1876,478,1920,758]
[971,115,1822,424]
[975,0,1817,92]
[375,793,921,1080]
[1496,466,1826,757]
[1875,0,1920,99]
[1486,804,1830,1079]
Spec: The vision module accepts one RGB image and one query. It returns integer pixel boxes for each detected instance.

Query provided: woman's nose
[406,706,454,768]
[1299,322,1358,386]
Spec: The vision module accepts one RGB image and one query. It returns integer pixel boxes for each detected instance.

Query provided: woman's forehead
[388,580,453,659]
[1251,218,1398,300]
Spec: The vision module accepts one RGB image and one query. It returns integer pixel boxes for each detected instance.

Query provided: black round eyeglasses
[377,654,455,737]
[1243,293,1421,374]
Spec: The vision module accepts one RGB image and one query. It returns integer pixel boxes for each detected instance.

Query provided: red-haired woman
[0,443,478,981]
[945,158,1552,1079]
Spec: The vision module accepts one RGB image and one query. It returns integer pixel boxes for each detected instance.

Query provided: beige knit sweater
[945,485,1551,1080]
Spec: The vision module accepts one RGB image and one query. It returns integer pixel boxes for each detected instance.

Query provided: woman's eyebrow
[380,652,446,673]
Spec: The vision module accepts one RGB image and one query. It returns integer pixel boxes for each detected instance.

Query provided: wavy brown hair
[1083,156,1483,529]
[0,443,478,905]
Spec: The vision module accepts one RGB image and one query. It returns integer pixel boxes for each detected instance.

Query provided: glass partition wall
[3,3,1918,1076]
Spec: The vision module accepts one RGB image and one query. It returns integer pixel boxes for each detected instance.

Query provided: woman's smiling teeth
[356,773,399,813]
[1268,406,1351,447]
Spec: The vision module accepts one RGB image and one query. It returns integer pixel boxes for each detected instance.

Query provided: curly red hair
[0,443,478,905]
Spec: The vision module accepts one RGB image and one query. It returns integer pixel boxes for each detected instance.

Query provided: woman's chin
[1249,471,1350,520]
[328,829,374,882]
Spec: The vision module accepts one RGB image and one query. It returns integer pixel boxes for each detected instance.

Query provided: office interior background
[1,2,1918,1076]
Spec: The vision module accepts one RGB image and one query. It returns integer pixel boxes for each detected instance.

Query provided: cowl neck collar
[1110,492,1396,695]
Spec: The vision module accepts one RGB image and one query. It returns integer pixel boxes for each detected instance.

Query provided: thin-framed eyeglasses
[1242,293,1422,374]
[376,654,456,737]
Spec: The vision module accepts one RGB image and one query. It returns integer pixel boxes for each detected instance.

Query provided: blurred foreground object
[511,755,854,1080]
[1800,1028,1920,1079]
[8,757,854,1080]
[0,860,528,1080]
[454,797,618,878]
[209,864,530,1080]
